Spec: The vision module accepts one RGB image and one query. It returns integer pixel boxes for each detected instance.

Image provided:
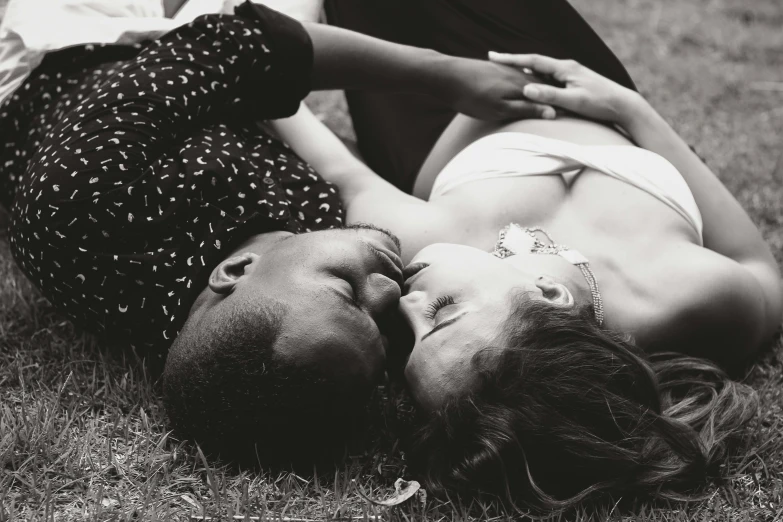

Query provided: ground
[1,0,782,520]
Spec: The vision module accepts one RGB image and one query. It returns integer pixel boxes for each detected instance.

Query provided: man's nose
[363,272,402,318]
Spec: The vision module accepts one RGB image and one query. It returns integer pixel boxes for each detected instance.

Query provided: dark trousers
[325,0,636,193]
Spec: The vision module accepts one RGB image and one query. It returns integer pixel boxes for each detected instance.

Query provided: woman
[269,0,782,511]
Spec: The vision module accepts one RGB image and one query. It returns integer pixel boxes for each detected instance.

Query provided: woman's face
[399,243,573,410]
[400,243,574,409]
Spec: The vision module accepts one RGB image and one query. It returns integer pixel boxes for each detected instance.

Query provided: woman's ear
[535,275,575,308]
[209,252,258,294]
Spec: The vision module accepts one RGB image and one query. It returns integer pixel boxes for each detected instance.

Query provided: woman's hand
[488,52,644,127]
[442,57,557,121]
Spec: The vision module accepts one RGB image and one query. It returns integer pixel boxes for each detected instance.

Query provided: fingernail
[542,108,555,119]
[524,85,539,98]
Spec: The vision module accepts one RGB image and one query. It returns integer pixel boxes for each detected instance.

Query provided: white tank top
[430,132,703,244]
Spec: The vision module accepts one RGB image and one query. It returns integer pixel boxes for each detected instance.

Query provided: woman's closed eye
[424,295,456,320]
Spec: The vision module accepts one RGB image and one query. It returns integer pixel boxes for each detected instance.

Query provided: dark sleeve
[234,0,313,118]
[33,5,314,206]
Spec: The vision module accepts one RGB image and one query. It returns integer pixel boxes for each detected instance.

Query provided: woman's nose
[363,272,402,318]
[398,290,425,323]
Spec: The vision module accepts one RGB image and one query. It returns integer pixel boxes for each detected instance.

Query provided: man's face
[238,225,404,385]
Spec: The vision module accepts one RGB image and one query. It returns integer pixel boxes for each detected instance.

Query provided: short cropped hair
[407,293,758,512]
[161,297,372,466]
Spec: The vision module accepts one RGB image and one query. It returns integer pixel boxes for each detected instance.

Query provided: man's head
[161,225,403,465]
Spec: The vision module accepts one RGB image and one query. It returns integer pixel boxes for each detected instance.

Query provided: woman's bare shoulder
[622,243,778,368]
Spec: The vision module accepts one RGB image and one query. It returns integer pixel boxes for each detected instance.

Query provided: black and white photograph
[0,0,781,520]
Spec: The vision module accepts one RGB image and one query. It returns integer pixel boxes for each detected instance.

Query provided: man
[0,1,548,463]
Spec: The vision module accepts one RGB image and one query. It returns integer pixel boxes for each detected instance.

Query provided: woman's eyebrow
[422,312,469,341]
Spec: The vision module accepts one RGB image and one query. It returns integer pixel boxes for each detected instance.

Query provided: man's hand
[303,22,551,121]
[488,52,643,127]
[442,57,556,121]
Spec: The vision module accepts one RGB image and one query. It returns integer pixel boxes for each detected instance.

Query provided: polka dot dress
[0,4,344,360]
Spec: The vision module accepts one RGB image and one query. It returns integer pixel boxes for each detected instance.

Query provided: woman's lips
[403,262,428,279]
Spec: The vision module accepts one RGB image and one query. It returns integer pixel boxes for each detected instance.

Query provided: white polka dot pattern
[0,7,344,359]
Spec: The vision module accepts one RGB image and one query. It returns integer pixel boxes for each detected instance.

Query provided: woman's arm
[270,103,451,261]
[270,103,395,203]
[620,97,781,338]
[619,98,773,263]
[491,53,783,343]
[488,53,779,263]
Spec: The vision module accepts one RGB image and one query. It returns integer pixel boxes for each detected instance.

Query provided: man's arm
[299,20,551,121]
[163,0,188,18]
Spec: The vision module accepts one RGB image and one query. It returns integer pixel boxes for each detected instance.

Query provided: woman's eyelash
[424,295,455,320]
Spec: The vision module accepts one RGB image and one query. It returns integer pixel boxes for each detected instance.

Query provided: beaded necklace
[491,224,605,326]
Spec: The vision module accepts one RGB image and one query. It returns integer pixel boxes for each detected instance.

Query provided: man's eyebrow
[421,312,469,341]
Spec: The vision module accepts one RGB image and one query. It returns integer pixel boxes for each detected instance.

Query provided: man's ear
[535,275,575,308]
[209,252,259,295]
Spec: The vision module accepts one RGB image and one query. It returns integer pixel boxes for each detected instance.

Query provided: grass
[1,0,782,520]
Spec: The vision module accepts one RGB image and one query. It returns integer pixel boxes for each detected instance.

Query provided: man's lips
[402,262,429,292]
[367,243,404,287]
[380,244,404,272]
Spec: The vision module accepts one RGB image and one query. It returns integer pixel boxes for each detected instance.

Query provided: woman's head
[399,243,590,409]
[399,244,758,510]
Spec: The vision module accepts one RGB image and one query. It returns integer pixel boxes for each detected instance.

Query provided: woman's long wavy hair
[406,293,758,512]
